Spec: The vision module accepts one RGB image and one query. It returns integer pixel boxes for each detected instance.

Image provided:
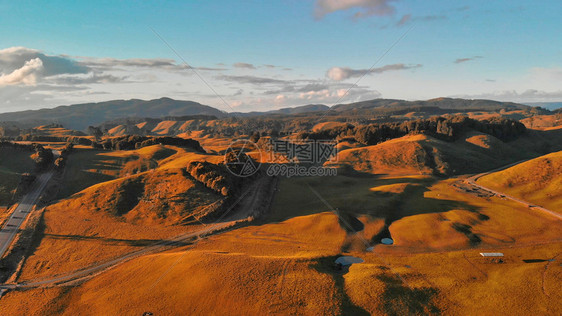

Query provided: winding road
[466,161,562,220]
[0,171,55,258]
[0,176,274,291]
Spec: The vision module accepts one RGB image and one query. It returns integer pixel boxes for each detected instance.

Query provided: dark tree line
[30,144,54,171]
[1,141,54,171]
[92,135,206,153]
[186,161,234,196]
[0,141,38,151]
[296,116,526,145]
[54,143,74,171]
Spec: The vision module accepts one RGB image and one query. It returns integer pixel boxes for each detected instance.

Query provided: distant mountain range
[0,97,534,131]
[523,102,562,111]
[331,97,529,112]
[0,98,226,130]
[232,104,330,117]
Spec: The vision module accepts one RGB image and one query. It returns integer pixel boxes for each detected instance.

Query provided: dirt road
[0,176,276,290]
[466,161,561,220]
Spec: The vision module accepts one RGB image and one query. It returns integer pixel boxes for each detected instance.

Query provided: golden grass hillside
[328,135,435,175]
[57,145,201,198]
[478,151,562,211]
[3,136,561,314]
[30,125,85,138]
[521,114,562,130]
[2,174,560,315]
[269,174,562,251]
[328,133,525,176]
[15,145,232,281]
[15,174,219,281]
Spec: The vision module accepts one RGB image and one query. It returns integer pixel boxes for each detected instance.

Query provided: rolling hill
[0,97,533,133]
[524,102,562,111]
[331,97,529,112]
[327,131,538,176]
[477,151,562,211]
[0,98,226,131]
[232,103,330,116]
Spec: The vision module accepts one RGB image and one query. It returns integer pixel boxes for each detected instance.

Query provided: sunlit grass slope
[17,145,226,281]
[478,151,562,211]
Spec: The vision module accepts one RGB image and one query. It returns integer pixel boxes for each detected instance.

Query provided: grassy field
[57,145,181,199]
[478,151,562,212]
[0,148,35,205]
[265,172,434,223]
[2,145,561,314]
[2,195,560,314]
[15,145,227,282]
[4,166,560,315]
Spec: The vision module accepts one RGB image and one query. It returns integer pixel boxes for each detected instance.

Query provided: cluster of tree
[471,117,527,140]
[0,125,21,138]
[296,116,526,145]
[525,107,552,115]
[15,135,68,142]
[67,136,95,146]
[92,135,205,152]
[88,126,104,141]
[54,143,74,171]
[0,141,38,151]
[30,144,54,171]
[186,161,233,196]
[202,113,410,139]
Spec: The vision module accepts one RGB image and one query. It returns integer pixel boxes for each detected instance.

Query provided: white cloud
[454,56,482,64]
[50,73,126,85]
[327,63,422,81]
[0,58,43,85]
[454,89,562,102]
[217,75,287,85]
[233,62,256,69]
[274,94,287,104]
[298,87,380,103]
[315,0,396,19]
[230,100,243,107]
[396,14,411,26]
[0,47,89,78]
[78,57,178,69]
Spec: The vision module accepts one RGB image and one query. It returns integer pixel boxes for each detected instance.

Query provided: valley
[0,99,560,314]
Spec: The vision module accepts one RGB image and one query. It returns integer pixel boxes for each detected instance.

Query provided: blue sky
[0,0,561,112]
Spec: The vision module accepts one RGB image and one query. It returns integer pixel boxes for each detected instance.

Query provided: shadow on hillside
[312,255,441,315]
[312,256,370,315]
[43,233,191,247]
[57,149,127,198]
[376,273,440,315]
[250,169,487,249]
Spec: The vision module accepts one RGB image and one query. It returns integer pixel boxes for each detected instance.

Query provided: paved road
[0,171,55,258]
[466,161,562,221]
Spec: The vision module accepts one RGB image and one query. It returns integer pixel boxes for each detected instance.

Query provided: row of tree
[92,135,206,152]
[186,161,233,196]
[54,143,74,170]
[30,144,54,171]
[296,116,526,145]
